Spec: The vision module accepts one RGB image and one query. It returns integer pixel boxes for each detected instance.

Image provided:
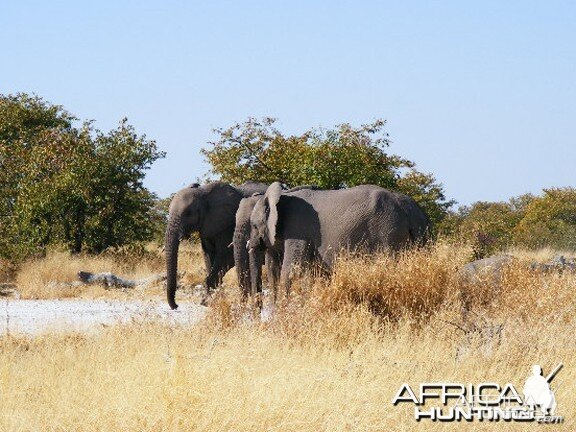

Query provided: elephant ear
[264,182,282,246]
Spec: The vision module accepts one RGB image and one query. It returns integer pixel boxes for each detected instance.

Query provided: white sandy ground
[0,299,208,335]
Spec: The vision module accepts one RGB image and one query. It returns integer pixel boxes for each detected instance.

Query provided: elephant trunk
[234,224,251,298]
[249,246,264,297]
[165,217,181,310]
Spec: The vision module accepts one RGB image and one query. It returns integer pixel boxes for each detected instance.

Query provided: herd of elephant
[165,181,430,309]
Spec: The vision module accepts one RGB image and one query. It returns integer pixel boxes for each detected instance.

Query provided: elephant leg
[206,254,229,289]
[205,236,235,290]
[280,239,310,298]
[201,239,215,279]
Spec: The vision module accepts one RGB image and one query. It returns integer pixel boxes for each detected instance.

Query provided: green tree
[457,201,524,258]
[149,195,173,244]
[514,188,576,250]
[0,93,165,260]
[82,119,164,253]
[202,117,452,225]
[448,193,535,258]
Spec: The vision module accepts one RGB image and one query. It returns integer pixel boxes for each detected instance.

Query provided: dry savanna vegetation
[9,242,229,301]
[0,242,575,431]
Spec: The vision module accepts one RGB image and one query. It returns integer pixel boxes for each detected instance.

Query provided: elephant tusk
[246,240,251,250]
[248,247,254,254]
[227,242,233,248]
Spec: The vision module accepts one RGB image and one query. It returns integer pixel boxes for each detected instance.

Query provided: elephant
[233,185,319,301]
[233,194,281,300]
[165,181,267,310]
[248,182,430,297]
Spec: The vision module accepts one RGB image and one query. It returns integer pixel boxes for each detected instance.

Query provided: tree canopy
[514,188,576,250]
[453,200,527,258]
[441,188,576,257]
[3,97,572,262]
[0,93,164,260]
[202,117,453,226]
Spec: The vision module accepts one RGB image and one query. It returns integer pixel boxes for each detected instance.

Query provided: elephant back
[237,181,268,197]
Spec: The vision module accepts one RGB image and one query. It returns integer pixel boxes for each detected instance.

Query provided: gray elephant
[233,194,281,299]
[248,182,430,297]
[165,181,267,309]
[233,185,319,300]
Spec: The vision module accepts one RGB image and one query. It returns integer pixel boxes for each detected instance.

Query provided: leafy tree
[443,193,535,257]
[202,117,452,225]
[0,94,75,222]
[456,201,523,258]
[509,193,536,213]
[434,209,465,239]
[514,188,576,250]
[81,119,164,253]
[0,93,165,260]
[149,195,173,245]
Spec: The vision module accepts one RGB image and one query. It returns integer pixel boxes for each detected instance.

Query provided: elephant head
[250,182,283,248]
[165,182,244,310]
[247,182,283,296]
[246,183,322,297]
[235,184,319,300]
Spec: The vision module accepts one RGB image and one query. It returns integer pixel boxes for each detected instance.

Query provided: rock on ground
[461,255,514,283]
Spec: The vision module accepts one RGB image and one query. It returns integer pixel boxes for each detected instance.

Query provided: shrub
[202,117,453,226]
[0,93,165,261]
[514,188,576,250]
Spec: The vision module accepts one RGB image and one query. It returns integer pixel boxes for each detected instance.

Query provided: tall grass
[0,242,574,431]
[12,242,214,300]
[0,258,15,284]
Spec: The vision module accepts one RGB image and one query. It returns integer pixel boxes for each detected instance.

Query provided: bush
[202,117,453,226]
[514,188,576,250]
[457,201,523,258]
[441,193,535,258]
[0,93,165,261]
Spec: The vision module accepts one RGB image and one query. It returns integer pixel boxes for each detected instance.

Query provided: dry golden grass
[507,246,576,262]
[13,250,161,300]
[0,258,15,284]
[11,242,229,300]
[1,242,575,431]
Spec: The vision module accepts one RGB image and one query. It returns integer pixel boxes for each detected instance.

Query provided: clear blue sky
[1,1,574,206]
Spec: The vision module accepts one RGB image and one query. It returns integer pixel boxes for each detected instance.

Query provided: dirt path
[0,299,207,335]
